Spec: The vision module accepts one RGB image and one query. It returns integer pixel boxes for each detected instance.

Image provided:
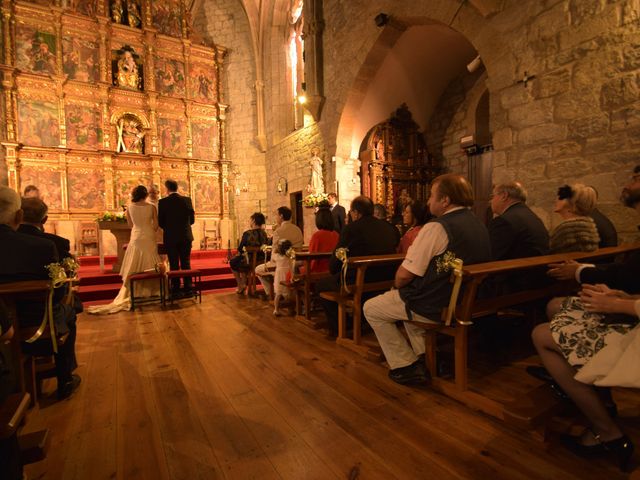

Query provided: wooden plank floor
[23,293,640,479]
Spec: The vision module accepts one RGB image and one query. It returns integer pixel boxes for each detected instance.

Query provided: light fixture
[276,177,288,194]
[466,55,482,73]
[297,94,307,104]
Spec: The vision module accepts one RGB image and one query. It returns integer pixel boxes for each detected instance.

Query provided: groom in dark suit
[158,179,195,295]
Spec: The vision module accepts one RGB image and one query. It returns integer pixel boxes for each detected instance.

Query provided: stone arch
[333,17,482,163]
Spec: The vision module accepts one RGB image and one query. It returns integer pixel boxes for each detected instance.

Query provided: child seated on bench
[273,240,292,316]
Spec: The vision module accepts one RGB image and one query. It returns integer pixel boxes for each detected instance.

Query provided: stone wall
[195,0,267,245]
[190,0,640,246]
[264,122,326,225]
[264,0,640,241]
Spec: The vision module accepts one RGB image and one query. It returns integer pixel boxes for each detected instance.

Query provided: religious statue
[115,49,140,90]
[111,0,124,23]
[308,148,324,194]
[116,115,145,153]
[126,0,141,28]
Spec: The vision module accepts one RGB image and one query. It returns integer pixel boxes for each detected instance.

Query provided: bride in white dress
[88,185,162,314]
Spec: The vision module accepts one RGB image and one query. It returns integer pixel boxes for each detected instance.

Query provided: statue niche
[110,0,142,28]
[116,113,146,153]
[112,46,143,90]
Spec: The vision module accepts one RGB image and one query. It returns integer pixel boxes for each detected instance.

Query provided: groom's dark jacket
[158,193,195,246]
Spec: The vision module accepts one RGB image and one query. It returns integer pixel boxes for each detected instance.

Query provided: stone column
[302,0,325,121]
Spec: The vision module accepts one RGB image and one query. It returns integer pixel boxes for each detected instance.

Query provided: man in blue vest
[364,174,491,385]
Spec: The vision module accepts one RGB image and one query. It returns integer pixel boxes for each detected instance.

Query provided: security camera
[467,55,482,73]
[375,13,389,27]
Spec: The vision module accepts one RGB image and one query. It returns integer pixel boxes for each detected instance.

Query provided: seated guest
[23,184,40,199]
[586,185,618,248]
[532,286,637,471]
[364,174,491,385]
[255,206,303,298]
[397,200,429,254]
[19,197,71,259]
[373,203,387,220]
[0,187,79,400]
[229,212,268,294]
[548,167,640,312]
[549,183,599,253]
[303,207,339,274]
[488,181,549,260]
[317,195,399,337]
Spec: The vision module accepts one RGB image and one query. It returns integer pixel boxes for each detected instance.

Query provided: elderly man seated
[0,186,80,400]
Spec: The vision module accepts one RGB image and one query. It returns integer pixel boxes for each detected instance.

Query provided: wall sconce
[276,177,288,194]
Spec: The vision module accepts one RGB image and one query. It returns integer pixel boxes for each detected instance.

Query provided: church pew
[0,280,57,464]
[287,251,333,325]
[322,243,640,423]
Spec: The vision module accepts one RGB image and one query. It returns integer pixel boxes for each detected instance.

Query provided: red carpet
[78,249,238,302]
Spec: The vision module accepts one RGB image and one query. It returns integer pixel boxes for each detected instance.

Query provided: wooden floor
[23,293,640,479]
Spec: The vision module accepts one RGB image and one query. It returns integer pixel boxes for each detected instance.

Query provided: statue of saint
[116,49,140,90]
[126,0,141,28]
[111,0,123,23]
[308,148,324,194]
[116,116,145,153]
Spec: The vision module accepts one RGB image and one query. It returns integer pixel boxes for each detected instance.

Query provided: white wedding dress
[88,203,162,314]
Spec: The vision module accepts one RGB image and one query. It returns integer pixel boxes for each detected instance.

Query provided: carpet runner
[78,249,238,302]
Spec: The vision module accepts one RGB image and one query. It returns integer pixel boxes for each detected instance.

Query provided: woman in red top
[306,207,339,273]
[397,200,430,254]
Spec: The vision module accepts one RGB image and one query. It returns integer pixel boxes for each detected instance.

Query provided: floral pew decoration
[25,257,80,353]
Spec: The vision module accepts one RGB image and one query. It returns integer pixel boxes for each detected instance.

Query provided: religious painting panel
[193,176,220,213]
[15,24,57,75]
[115,171,151,208]
[152,0,182,38]
[67,168,106,211]
[65,104,103,149]
[111,46,143,90]
[62,36,99,82]
[20,166,62,210]
[73,0,99,17]
[157,117,186,157]
[189,63,216,103]
[154,56,186,97]
[17,99,60,147]
[191,121,217,160]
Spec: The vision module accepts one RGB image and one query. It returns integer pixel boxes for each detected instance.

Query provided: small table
[97,221,132,273]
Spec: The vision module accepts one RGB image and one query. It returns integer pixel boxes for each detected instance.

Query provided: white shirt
[401,207,466,277]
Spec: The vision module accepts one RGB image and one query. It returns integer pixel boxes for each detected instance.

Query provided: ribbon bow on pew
[334,247,350,294]
[25,257,80,353]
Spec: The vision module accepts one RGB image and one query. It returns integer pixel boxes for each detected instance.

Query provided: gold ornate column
[1,66,17,143]
[144,30,156,92]
[147,92,158,154]
[184,99,193,158]
[59,150,69,212]
[3,144,19,189]
[99,86,111,150]
[2,2,14,66]
[98,18,110,83]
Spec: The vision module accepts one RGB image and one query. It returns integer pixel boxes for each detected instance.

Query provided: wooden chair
[202,219,221,250]
[78,222,98,256]
[287,251,333,326]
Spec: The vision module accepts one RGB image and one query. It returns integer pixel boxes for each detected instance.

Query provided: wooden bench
[0,280,60,463]
[321,244,640,423]
[286,251,333,325]
[319,253,404,344]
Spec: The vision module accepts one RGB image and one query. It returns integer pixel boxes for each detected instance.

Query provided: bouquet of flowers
[96,211,127,223]
[302,192,329,207]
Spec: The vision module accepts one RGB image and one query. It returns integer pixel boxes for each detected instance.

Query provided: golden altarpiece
[359,104,438,221]
[0,0,231,253]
